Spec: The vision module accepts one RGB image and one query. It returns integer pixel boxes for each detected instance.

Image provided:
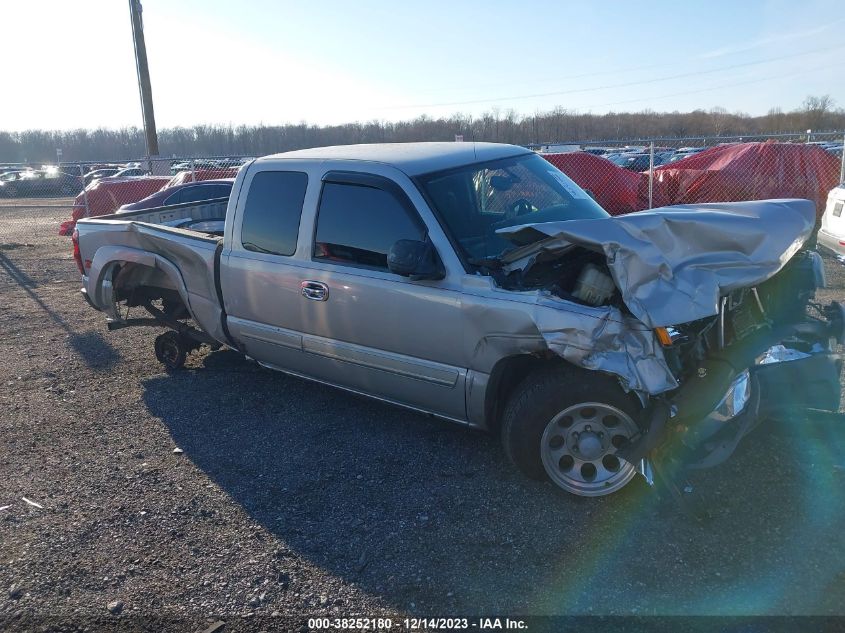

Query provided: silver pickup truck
[74,142,844,499]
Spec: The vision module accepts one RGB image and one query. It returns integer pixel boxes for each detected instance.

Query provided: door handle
[301,280,329,301]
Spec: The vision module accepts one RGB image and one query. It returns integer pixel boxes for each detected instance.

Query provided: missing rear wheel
[154,331,188,370]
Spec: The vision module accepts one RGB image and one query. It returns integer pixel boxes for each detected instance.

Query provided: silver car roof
[258,142,531,176]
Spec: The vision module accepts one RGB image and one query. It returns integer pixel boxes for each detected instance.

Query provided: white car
[817,185,845,257]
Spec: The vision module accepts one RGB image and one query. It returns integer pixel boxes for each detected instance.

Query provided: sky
[1,0,844,131]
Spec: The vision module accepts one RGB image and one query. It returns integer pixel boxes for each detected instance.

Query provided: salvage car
[816,184,845,257]
[116,178,233,213]
[106,167,150,179]
[0,169,83,197]
[58,176,172,235]
[166,167,241,187]
[605,153,667,172]
[73,143,844,499]
[83,168,120,185]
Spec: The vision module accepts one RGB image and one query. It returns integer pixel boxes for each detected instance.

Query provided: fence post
[648,141,655,209]
[840,134,845,185]
[78,164,90,218]
[190,158,196,183]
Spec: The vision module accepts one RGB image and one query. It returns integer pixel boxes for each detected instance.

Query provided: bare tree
[802,95,835,130]
[4,100,845,163]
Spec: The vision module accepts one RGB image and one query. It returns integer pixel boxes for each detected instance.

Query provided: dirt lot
[1,202,844,631]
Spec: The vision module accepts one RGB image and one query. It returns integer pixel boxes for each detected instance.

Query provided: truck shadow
[0,250,120,370]
[142,350,845,615]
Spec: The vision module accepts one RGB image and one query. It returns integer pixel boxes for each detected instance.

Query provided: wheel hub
[540,402,640,497]
[574,429,604,460]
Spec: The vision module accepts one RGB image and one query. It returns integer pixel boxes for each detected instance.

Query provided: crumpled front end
[499,198,817,329]
[495,198,843,490]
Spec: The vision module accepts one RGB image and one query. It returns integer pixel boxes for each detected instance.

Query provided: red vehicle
[166,167,240,188]
[543,142,840,218]
[653,141,841,218]
[542,152,647,215]
[59,176,171,235]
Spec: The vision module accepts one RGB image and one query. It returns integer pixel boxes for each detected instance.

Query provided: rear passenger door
[221,169,312,374]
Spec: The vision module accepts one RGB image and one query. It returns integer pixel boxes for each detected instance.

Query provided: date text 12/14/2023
[307,617,528,630]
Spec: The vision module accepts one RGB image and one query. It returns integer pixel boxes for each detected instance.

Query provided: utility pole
[128,0,159,166]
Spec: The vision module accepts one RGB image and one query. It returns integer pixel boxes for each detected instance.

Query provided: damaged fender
[532,296,678,395]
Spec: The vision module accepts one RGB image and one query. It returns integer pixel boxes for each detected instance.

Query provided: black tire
[154,331,187,370]
[4,184,17,197]
[501,363,642,483]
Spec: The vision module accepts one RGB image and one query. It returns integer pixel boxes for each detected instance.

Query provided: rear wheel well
[112,262,190,319]
[485,353,559,434]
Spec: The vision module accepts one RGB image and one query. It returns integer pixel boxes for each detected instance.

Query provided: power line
[582,61,845,111]
[378,44,845,111]
[411,18,845,98]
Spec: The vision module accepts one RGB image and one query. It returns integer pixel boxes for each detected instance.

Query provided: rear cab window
[240,171,308,256]
[313,178,425,270]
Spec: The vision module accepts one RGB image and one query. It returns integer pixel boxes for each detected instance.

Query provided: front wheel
[501,365,644,497]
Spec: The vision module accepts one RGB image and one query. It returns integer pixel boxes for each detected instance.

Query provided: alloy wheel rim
[540,402,639,497]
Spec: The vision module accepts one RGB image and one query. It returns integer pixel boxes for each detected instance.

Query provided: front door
[295,171,467,422]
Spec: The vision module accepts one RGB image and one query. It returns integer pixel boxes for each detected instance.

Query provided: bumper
[680,345,842,470]
[619,312,844,472]
[80,275,100,311]
[682,348,841,470]
[817,229,845,258]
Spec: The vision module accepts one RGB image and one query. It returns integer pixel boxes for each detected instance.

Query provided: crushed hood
[498,199,815,328]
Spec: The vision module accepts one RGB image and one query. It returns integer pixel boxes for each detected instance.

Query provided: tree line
[1,96,843,163]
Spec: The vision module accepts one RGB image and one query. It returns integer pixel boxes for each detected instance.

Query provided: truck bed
[108,197,228,231]
[76,197,230,344]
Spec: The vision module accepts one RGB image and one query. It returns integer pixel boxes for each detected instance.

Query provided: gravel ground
[1,203,844,631]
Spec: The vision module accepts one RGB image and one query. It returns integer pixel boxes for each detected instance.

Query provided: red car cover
[544,143,840,219]
[542,152,646,215]
[166,168,239,188]
[59,177,171,235]
[654,142,841,218]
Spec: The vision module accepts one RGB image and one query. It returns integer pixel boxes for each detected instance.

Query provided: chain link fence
[538,131,845,218]
[1,134,844,244]
[0,156,250,241]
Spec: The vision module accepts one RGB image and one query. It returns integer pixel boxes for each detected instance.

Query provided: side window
[833,201,843,218]
[180,184,229,204]
[240,171,308,256]
[314,182,425,270]
[163,189,182,205]
[210,184,232,198]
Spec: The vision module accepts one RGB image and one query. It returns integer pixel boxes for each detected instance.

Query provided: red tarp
[59,176,171,235]
[165,168,239,187]
[542,152,644,215]
[59,169,239,235]
[652,142,841,218]
[544,142,841,219]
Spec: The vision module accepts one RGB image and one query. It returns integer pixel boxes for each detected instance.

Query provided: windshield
[418,153,609,262]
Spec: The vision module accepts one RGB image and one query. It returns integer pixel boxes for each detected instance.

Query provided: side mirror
[387,238,445,280]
